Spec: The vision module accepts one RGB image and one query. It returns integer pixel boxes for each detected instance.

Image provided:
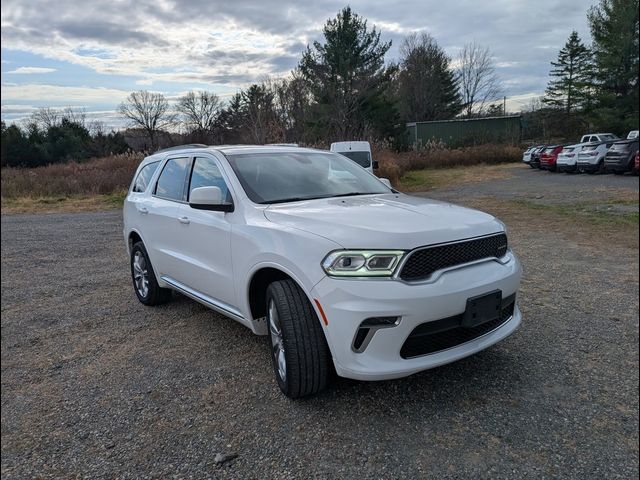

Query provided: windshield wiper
[330,192,370,198]
[262,192,374,205]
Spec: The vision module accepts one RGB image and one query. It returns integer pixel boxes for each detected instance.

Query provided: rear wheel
[266,279,331,398]
[130,241,172,306]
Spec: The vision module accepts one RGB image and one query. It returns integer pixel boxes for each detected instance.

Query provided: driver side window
[188,156,232,203]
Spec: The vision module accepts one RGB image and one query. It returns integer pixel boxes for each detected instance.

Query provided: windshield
[582,145,597,151]
[225,151,390,204]
[338,151,371,168]
[602,134,618,140]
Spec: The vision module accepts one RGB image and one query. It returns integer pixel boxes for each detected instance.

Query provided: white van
[330,141,377,173]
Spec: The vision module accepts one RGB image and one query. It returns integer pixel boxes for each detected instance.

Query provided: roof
[145,144,323,161]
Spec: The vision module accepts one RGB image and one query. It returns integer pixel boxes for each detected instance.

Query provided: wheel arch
[246,264,330,344]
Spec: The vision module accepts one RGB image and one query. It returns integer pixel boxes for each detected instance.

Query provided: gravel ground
[425,164,640,213]
[1,170,638,479]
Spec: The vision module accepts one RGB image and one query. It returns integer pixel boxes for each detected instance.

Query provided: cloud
[7,66,57,74]
[0,84,130,104]
[0,0,593,114]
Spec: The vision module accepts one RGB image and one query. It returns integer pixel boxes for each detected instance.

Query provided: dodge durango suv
[123,145,523,397]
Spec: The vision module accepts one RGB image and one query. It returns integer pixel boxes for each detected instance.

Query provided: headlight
[322,250,405,277]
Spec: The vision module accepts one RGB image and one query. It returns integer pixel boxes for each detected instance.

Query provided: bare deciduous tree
[118,90,175,149]
[458,42,502,117]
[29,106,86,130]
[176,91,222,140]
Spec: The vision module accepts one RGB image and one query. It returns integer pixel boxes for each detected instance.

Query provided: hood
[263,193,504,249]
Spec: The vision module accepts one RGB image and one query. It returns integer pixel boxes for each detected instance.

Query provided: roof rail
[155,144,208,154]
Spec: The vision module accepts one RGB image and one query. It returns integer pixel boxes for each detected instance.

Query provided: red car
[539,145,564,172]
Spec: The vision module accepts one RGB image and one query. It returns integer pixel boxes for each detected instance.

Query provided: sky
[1,0,594,128]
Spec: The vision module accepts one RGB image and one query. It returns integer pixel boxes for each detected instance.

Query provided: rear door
[173,154,238,312]
[145,156,191,278]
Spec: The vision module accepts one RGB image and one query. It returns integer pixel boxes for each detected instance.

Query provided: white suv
[123,145,523,397]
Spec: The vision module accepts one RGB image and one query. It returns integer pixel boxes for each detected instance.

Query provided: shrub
[0,152,144,198]
[374,144,521,185]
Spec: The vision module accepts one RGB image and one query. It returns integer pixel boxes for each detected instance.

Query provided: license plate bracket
[462,290,502,328]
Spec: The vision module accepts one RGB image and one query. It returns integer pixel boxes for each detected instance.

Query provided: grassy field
[397,163,517,191]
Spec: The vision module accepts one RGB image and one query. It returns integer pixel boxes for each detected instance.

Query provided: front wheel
[266,279,331,398]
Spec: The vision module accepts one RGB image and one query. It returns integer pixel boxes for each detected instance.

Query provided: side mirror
[379,178,392,188]
[372,160,379,170]
[189,186,234,212]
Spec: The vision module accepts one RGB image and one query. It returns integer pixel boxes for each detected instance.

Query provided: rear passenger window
[188,157,231,203]
[155,157,190,201]
[132,161,160,193]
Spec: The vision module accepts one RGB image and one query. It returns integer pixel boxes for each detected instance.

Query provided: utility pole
[503,96,507,116]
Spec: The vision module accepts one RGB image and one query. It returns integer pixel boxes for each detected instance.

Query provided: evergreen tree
[588,0,639,131]
[299,7,397,140]
[543,31,592,113]
[396,33,461,122]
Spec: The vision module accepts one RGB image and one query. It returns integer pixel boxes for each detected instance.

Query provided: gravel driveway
[2,171,638,479]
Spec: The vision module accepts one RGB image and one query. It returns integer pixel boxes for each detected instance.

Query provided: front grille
[400,294,516,359]
[399,233,508,281]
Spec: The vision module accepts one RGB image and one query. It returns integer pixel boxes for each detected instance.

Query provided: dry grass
[1,191,127,214]
[1,152,143,198]
[397,163,517,192]
[376,144,521,186]
[472,196,639,250]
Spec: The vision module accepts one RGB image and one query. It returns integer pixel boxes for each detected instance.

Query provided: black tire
[266,279,331,398]
[130,241,172,306]
[597,160,606,174]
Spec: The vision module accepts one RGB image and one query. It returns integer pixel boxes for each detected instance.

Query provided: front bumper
[311,252,522,381]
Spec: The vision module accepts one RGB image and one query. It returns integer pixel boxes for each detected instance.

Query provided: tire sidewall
[265,288,289,394]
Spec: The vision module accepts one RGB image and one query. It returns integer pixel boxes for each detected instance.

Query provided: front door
[173,154,237,312]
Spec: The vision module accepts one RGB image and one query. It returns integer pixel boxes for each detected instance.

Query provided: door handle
[178,216,190,224]
[138,207,149,215]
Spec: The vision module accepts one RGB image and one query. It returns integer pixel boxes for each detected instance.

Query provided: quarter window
[188,157,231,203]
[132,161,160,193]
[155,157,190,201]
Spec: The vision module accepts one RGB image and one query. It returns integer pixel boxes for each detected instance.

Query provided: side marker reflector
[314,299,329,326]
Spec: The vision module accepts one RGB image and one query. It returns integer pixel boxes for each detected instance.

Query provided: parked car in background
[556,144,588,173]
[604,138,639,174]
[540,145,565,171]
[330,141,377,173]
[579,133,618,143]
[627,130,639,140]
[634,151,639,175]
[577,141,614,173]
[529,145,545,169]
[523,145,544,166]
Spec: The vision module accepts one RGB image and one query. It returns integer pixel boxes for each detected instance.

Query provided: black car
[605,139,639,174]
[529,145,545,169]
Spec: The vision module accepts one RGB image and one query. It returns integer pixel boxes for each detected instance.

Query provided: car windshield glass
[544,148,555,153]
[225,151,390,204]
[582,145,597,151]
[339,151,371,168]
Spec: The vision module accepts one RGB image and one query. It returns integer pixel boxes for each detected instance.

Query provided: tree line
[2,1,638,168]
